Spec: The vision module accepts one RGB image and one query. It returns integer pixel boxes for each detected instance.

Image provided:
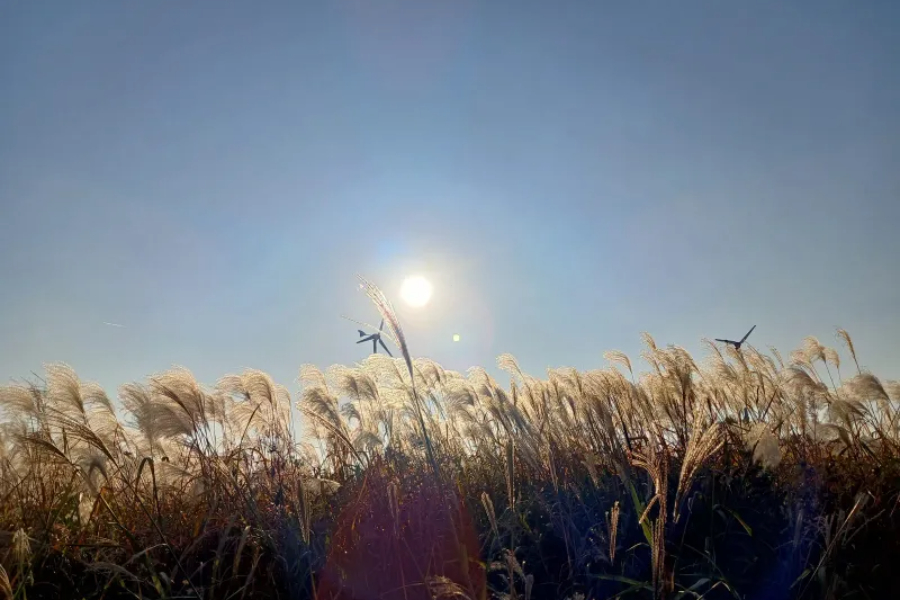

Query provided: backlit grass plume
[357,276,439,477]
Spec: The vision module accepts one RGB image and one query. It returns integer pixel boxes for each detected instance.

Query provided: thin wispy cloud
[103,322,125,328]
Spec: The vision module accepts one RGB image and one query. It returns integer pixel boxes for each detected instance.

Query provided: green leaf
[627,481,654,546]
[724,507,753,537]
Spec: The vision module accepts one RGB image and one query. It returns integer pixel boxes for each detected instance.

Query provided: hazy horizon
[2,1,898,396]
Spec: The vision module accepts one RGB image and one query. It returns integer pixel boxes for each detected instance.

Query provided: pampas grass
[1,285,898,598]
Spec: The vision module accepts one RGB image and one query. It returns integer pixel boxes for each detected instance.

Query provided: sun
[399,276,433,307]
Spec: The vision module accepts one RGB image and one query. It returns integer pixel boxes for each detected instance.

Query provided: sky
[1,0,898,401]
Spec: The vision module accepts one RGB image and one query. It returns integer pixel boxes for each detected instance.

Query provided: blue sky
[1,1,898,398]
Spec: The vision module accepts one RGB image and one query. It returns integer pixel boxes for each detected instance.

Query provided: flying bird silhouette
[357,319,393,357]
[716,325,756,350]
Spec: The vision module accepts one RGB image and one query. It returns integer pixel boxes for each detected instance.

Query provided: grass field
[1,284,898,599]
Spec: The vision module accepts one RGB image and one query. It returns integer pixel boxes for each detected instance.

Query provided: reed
[1,301,898,598]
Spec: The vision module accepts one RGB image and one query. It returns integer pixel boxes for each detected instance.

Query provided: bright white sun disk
[400,276,433,307]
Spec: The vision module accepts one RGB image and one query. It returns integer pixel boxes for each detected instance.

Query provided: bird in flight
[103,322,124,328]
[716,325,756,350]
[357,319,393,357]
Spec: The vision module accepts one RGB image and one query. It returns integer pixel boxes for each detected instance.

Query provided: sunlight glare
[400,276,433,307]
